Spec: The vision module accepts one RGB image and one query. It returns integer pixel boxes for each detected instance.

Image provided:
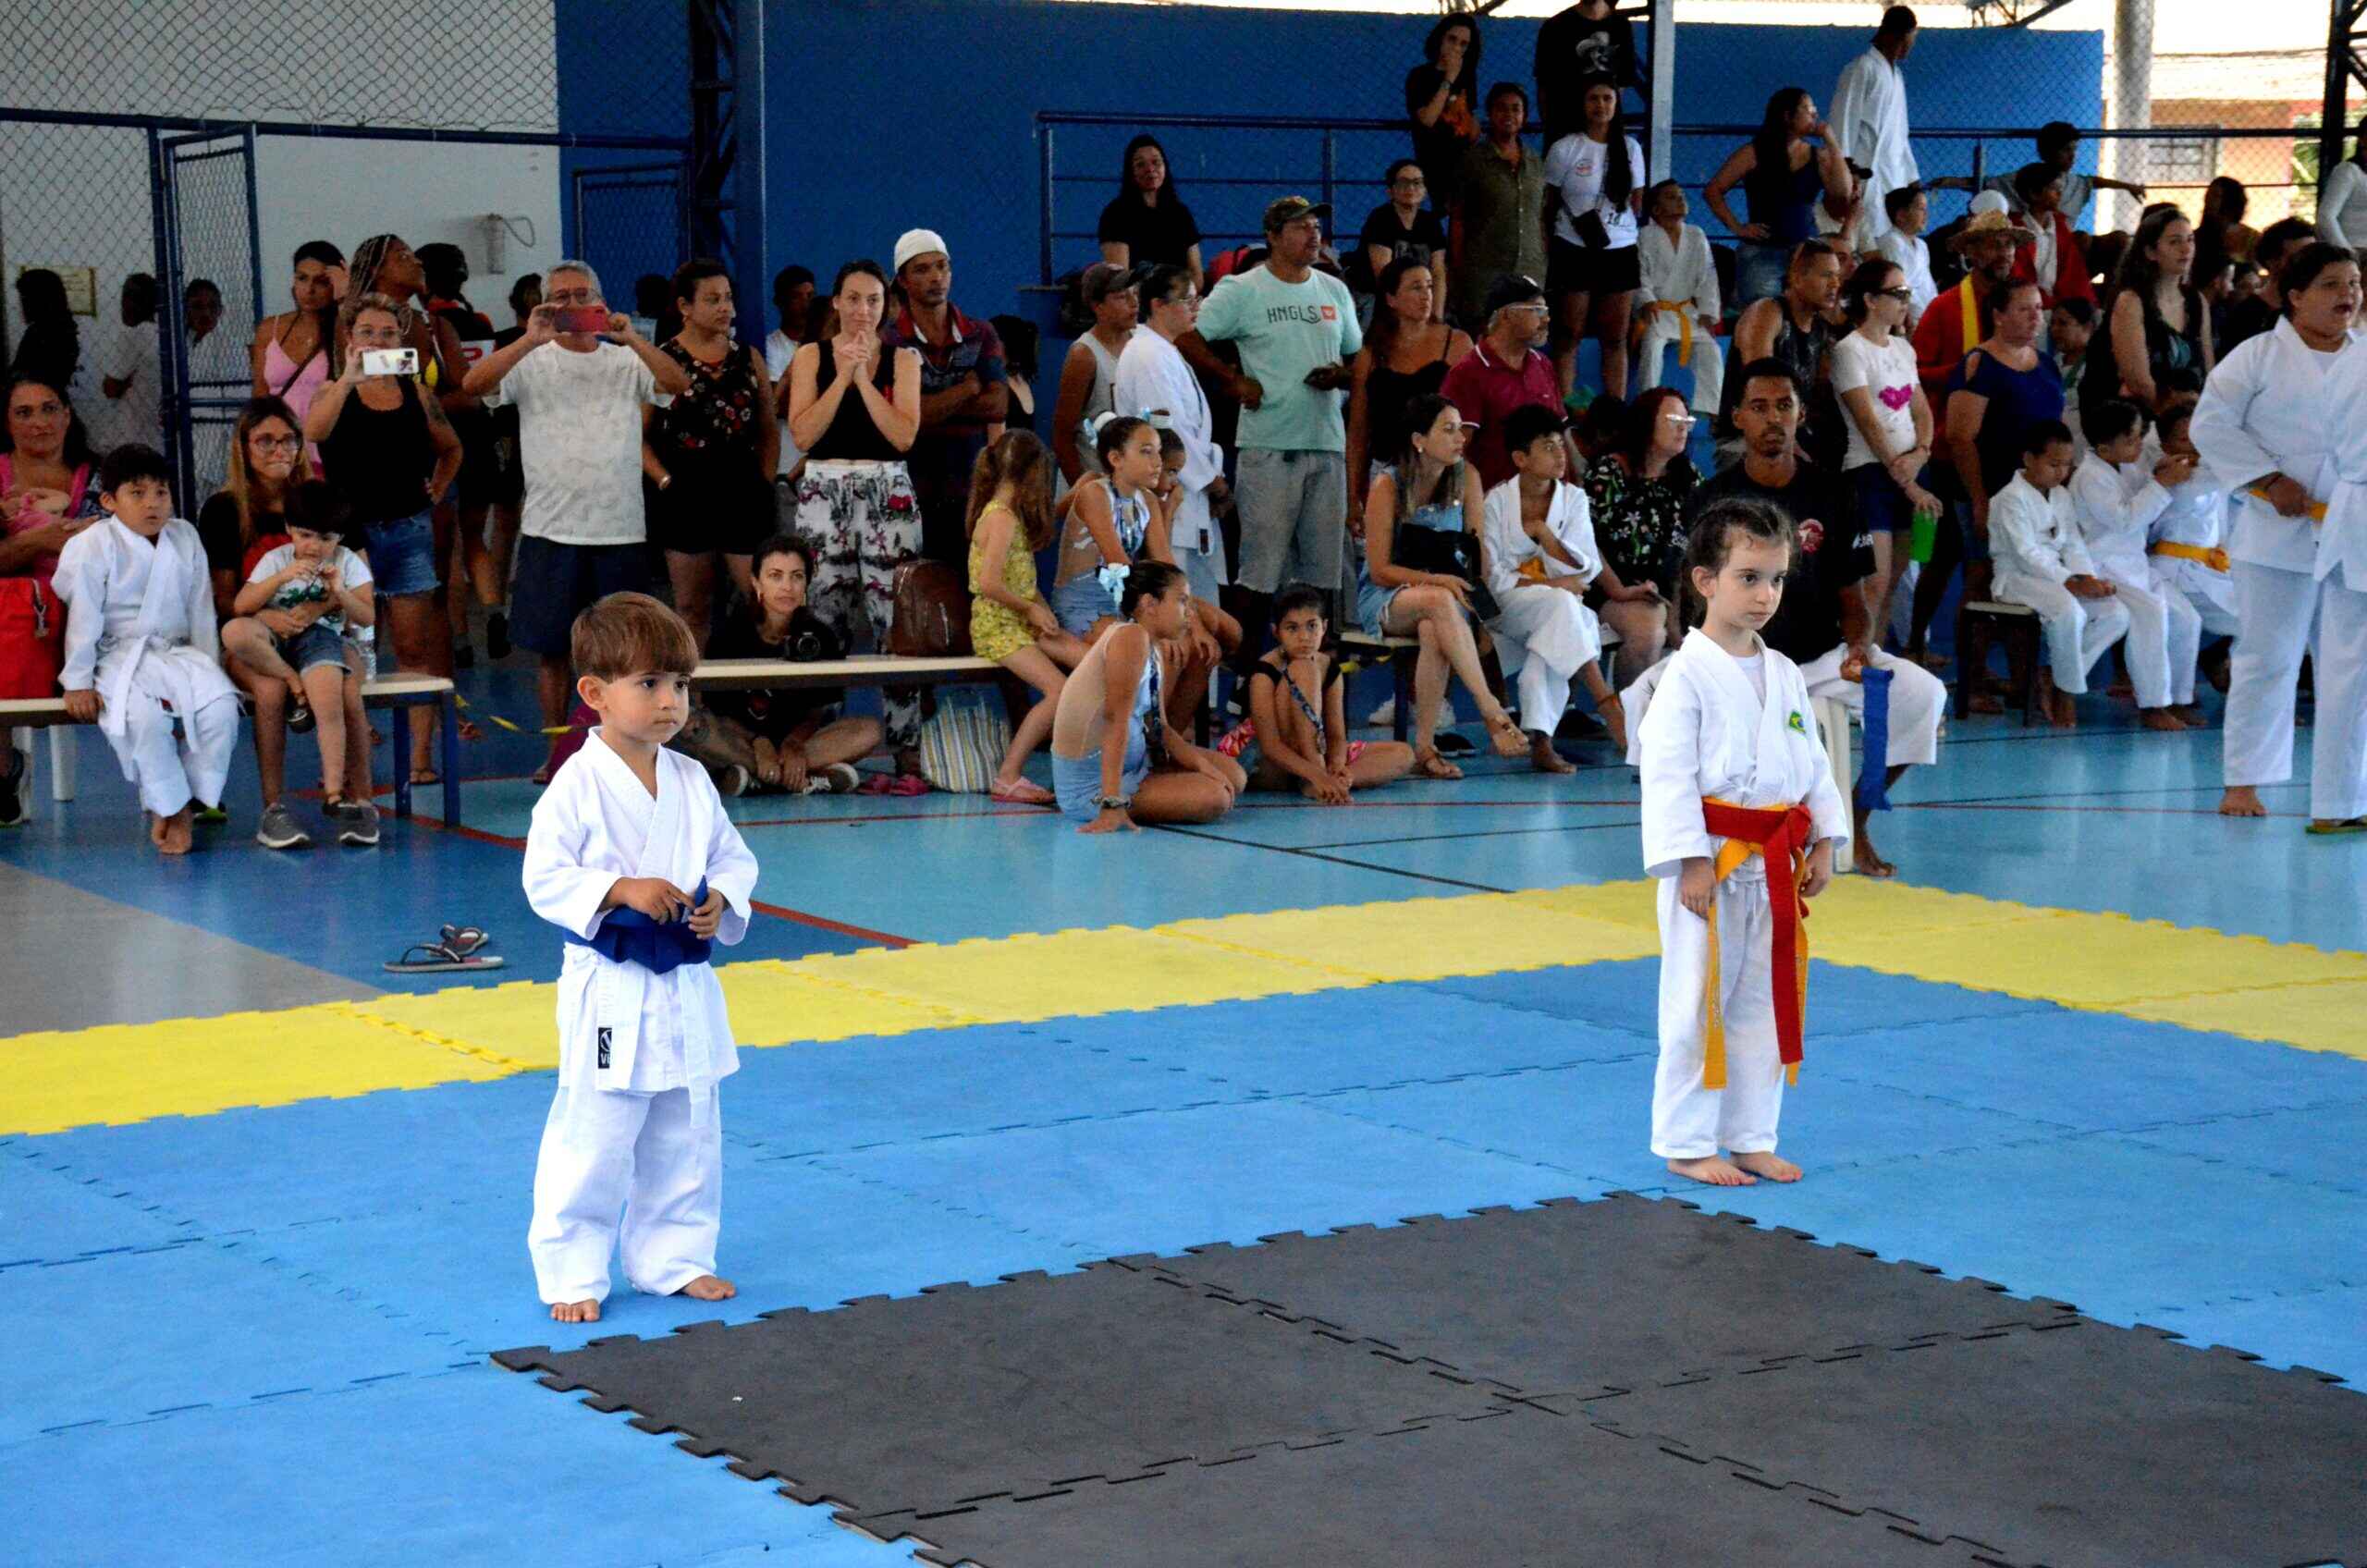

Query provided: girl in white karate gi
[2068,398,2202,730]
[2192,242,2367,831]
[1632,182,1724,417]
[53,445,239,857]
[524,592,759,1323]
[2142,402,2240,703]
[1480,403,1653,764]
[1640,496,1847,1189]
[1988,420,2131,727]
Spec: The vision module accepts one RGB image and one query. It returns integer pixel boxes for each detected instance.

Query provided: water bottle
[1907,505,1939,565]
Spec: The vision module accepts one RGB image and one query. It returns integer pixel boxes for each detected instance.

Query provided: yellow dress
[968,502,1041,664]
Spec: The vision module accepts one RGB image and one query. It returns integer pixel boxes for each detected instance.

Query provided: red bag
[0,577,66,699]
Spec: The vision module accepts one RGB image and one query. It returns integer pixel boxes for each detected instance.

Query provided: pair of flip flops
[385,924,509,974]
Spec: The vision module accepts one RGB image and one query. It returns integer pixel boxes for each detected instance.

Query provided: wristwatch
[1098,795,1133,812]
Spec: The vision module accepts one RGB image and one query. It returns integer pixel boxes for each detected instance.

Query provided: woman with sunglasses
[1833,257,1940,641]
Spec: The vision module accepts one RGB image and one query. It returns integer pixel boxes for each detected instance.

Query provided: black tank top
[807,338,900,462]
[1365,340,1453,459]
[321,376,434,523]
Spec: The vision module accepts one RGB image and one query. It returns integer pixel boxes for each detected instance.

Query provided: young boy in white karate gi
[524,592,759,1323]
[2143,402,2240,709]
[2068,398,2201,731]
[1988,420,2130,729]
[53,444,239,856]
[1633,182,1724,418]
[1639,496,1847,1188]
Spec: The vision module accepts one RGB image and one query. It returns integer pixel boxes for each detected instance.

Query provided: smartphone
[552,306,610,335]
[361,348,419,377]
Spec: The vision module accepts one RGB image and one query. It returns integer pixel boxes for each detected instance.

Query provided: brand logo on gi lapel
[597,1027,612,1069]
[1786,710,1808,735]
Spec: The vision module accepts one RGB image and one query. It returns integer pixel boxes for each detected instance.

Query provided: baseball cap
[1483,273,1549,317]
[1262,195,1333,234]
[893,228,948,273]
[1079,261,1137,303]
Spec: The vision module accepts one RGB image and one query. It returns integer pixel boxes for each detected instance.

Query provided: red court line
[404,813,915,946]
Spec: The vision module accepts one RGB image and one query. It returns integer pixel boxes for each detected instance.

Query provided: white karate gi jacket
[1480,476,1606,680]
[1637,224,1720,337]
[1113,328,1225,558]
[2067,451,2171,587]
[1830,47,1918,240]
[52,514,237,763]
[1990,473,2098,588]
[2191,319,2366,584]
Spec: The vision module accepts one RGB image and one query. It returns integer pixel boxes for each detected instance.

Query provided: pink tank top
[0,453,92,590]
[263,329,332,461]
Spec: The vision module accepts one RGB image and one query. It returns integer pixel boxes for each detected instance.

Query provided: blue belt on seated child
[565,878,713,974]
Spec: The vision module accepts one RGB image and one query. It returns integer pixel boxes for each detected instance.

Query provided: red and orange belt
[1699,797,1815,1091]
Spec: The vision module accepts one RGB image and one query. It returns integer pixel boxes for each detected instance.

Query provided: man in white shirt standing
[1872,184,1938,326]
[1829,6,1919,245]
[1115,261,1231,603]
[100,273,164,456]
[462,258,692,779]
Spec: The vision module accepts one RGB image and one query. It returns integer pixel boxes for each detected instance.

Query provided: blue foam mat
[2114,1101,2367,1195]
[0,1366,915,1568]
[0,1142,192,1264]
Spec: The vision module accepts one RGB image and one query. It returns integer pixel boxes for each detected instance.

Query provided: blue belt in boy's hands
[567,879,714,974]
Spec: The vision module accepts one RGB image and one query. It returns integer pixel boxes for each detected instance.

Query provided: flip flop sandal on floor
[439,925,493,958]
[2305,817,2367,836]
[385,940,508,974]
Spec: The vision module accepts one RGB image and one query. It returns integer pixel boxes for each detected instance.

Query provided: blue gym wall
[555,0,2102,323]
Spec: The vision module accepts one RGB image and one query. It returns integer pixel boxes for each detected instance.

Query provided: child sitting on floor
[1639,496,1846,1188]
[1988,420,2130,729]
[1222,583,1414,801]
[523,592,759,1324]
[224,480,379,849]
[53,445,240,856]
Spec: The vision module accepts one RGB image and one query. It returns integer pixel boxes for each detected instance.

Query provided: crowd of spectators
[4,5,2360,852]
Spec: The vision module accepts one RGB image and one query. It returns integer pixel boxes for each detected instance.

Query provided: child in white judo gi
[1988,420,2131,729]
[524,592,759,1323]
[53,444,239,857]
[2068,398,2201,731]
[1633,181,1723,418]
[1639,496,1847,1188]
[2143,401,2240,710]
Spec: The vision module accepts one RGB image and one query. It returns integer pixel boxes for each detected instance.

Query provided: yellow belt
[1636,300,1696,365]
[2149,541,2230,572]
[2247,484,2329,522]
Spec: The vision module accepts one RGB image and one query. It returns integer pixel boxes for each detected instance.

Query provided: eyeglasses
[1872,287,1914,303]
[251,435,302,452]
[1661,411,1697,425]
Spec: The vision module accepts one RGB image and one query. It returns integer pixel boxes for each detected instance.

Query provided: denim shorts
[363,508,439,597]
[1052,730,1150,823]
[1049,571,1120,637]
[277,620,350,675]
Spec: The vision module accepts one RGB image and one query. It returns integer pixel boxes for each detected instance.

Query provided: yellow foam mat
[8,879,2364,1134]
[0,1005,517,1135]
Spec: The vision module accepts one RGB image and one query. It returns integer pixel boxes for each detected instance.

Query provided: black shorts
[508,534,657,657]
[1548,238,1642,299]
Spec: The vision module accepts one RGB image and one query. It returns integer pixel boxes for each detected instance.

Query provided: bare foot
[2052,691,2079,729]
[1851,815,1896,878]
[1529,733,1576,774]
[1667,1155,1757,1187]
[1486,713,1527,759]
[2139,707,2189,732]
[147,810,167,848]
[1731,1150,1802,1182]
[2171,704,2208,726]
[159,806,195,856]
[1599,695,1628,753]
[549,1298,601,1323]
[678,1274,737,1302]
[2218,786,2268,818]
[2032,670,2061,727]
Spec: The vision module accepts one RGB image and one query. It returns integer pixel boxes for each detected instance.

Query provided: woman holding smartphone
[306,291,462,786]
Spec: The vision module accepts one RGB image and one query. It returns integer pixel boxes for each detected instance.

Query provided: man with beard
[1913,199,2027,399]
[883,229,1008,566]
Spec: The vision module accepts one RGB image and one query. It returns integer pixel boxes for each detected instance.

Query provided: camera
[361,348,419,377]
[787,626,828,662]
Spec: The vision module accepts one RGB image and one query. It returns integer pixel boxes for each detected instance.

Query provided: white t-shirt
[106,320,163,450]
[246,541,375,638]
[483,341,663,545]
[763,328,802,477]
[1544,132,1645,250]
[1873,229,1937,323]
[1829,330,1919,473]
[1735,650,1767,704]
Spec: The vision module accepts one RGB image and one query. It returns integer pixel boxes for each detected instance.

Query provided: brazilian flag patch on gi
[1786,710,1808,735]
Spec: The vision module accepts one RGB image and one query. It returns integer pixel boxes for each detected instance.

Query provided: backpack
[0,578,66,700]
[915,691,1011,793]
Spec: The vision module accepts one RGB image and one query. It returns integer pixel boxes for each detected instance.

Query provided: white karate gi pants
[115,678,238,817]
[1634,316,1723,415]
[2225,560,2367,820]
[1652,871,1784,1159]
[529,1083,723,1305]
[2097,574,2198,709]
[1494,584,1602,735]
[1796,644,1946,767]
[1993,573,2130,696]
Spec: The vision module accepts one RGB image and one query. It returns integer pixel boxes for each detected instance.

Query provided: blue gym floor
[5,654,2364,1565]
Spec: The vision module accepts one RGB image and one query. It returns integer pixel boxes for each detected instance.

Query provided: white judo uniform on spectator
[1638,630,1847,1161]
[1990,471,2130,695]
[2067,451,2194,710]
[2193,318,2367,821]
[53,514,238,816]
[1634,221,1723,415]
[523,730,759,1307]
[1114,325,1230,600]
[2144,447,2241,650]
[1480,475,1605,735]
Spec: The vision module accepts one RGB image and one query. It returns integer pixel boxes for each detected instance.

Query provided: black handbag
[1392,524,1501,622]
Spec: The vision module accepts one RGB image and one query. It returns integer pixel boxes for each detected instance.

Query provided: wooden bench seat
[689,654,1001,692]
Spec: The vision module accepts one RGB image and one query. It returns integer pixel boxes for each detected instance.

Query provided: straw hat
[1950,207,2036,253]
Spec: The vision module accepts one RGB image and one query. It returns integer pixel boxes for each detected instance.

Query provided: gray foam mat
[1548,1317,2367,1568]
[495,1260,1505,1517]
[1115,1191,2079,1399]
[873,1403,1984,1568]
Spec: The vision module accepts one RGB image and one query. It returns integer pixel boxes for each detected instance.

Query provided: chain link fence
[0,0,687,496]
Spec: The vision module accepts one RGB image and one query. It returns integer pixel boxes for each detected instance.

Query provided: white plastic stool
[1812,696,1854,875]
[7,726,72,807]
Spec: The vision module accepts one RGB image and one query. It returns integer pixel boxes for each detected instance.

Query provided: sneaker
[255,800,312,850]
[331,797,381,847]
[717,764,753,797]
[485,611,510,661]
[812,762,860,794]
[0,743,25,827]
[1366,696,1397,727]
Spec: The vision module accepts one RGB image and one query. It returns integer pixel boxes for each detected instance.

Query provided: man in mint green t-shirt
[1181,196,1364,619]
